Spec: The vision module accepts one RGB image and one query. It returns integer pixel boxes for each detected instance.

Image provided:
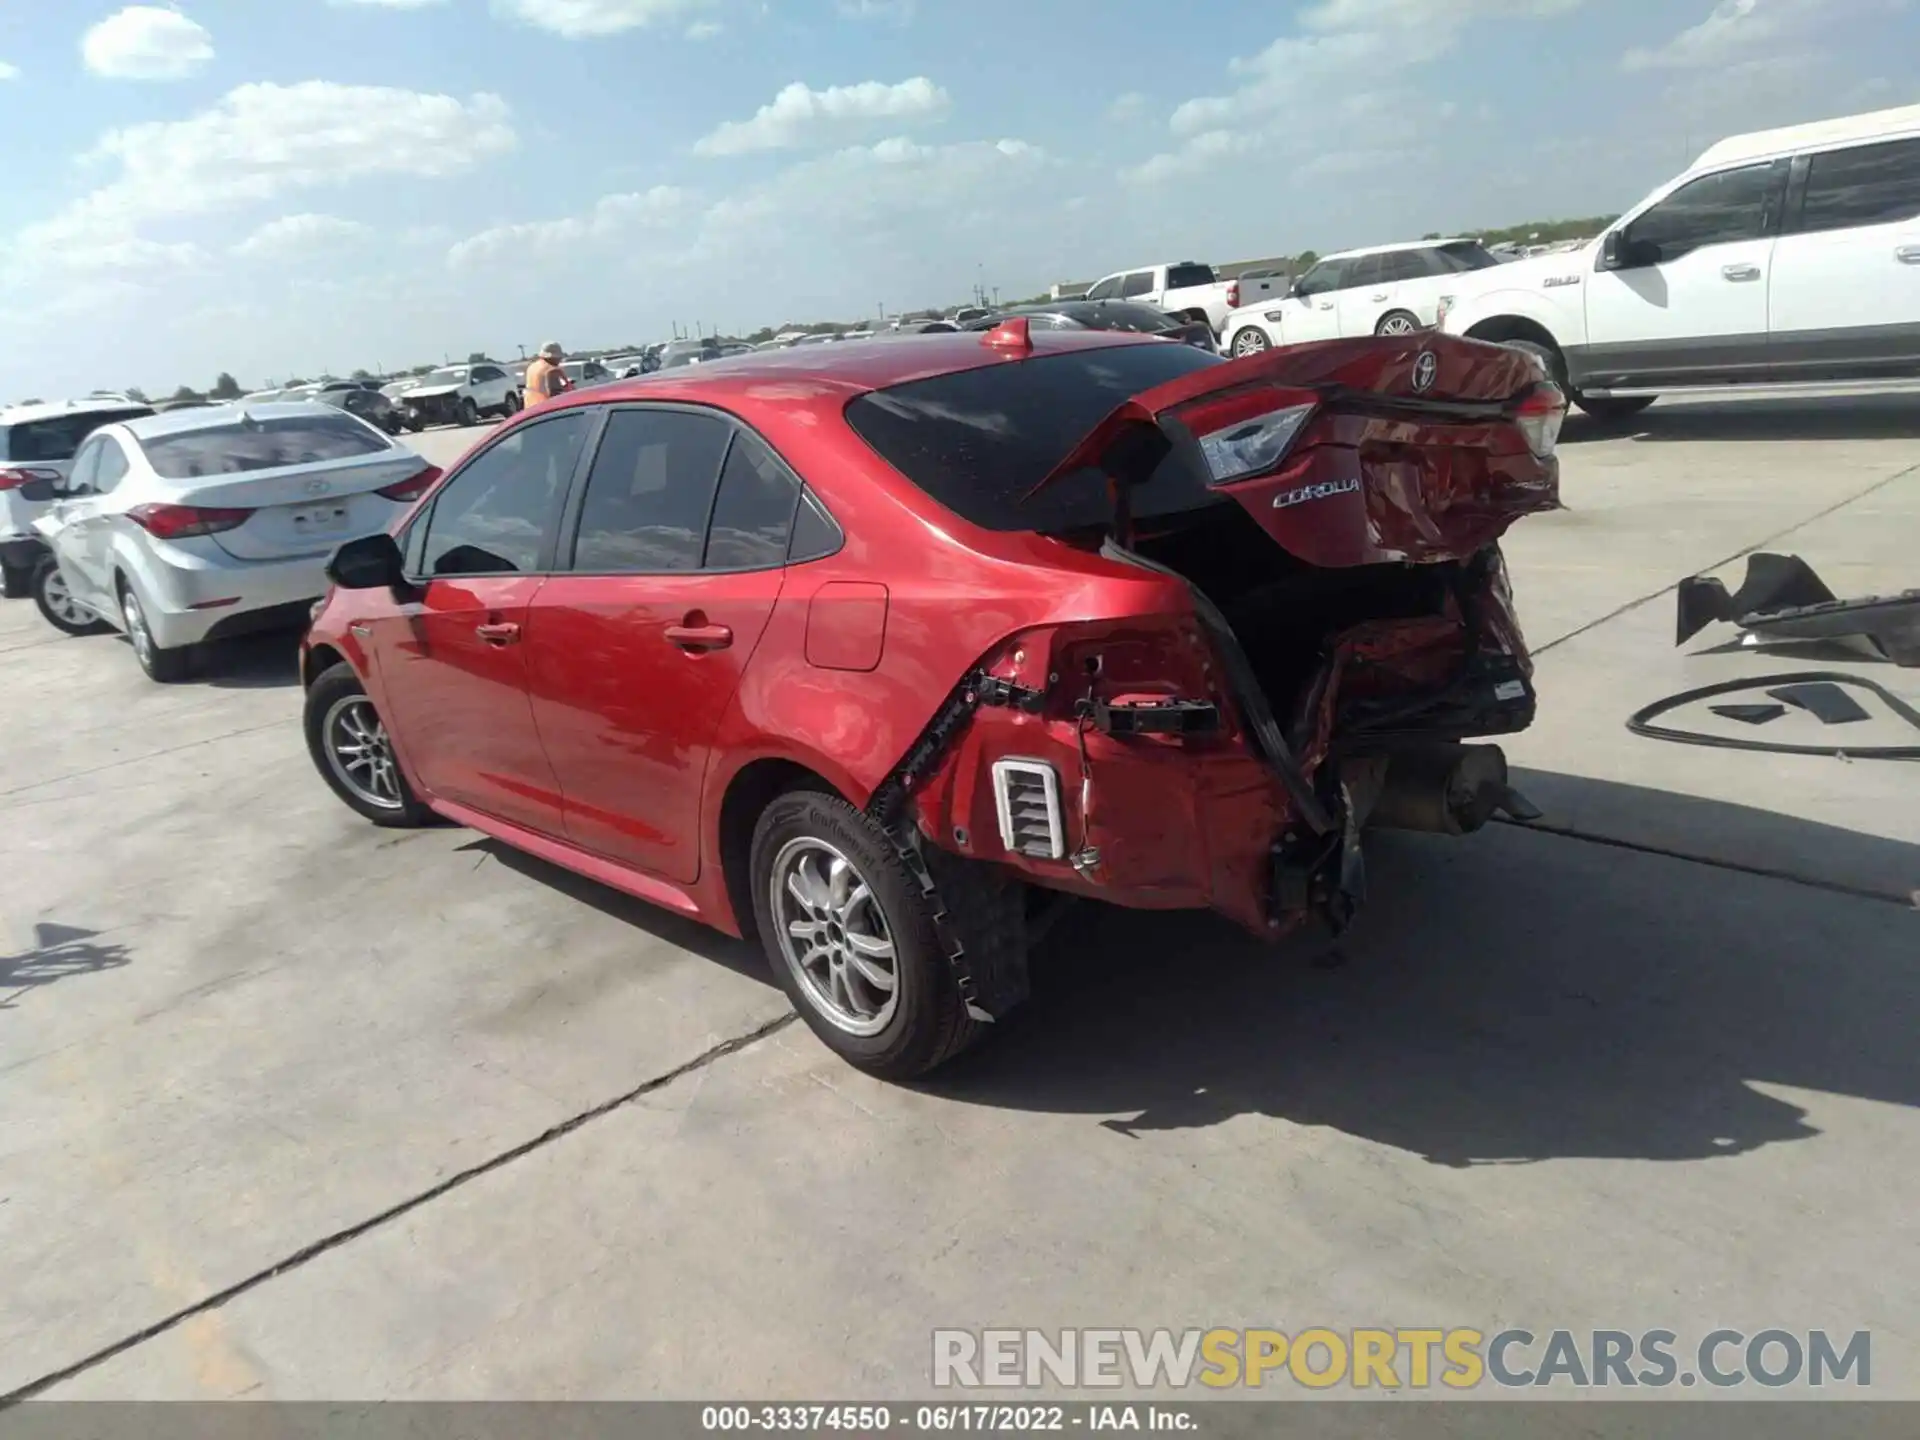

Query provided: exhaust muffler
[1350,742,1542,836]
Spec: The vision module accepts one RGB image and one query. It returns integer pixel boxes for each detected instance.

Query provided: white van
[1437,103,1920,419]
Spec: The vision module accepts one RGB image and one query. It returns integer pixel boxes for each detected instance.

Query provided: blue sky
[1,0,1913,398]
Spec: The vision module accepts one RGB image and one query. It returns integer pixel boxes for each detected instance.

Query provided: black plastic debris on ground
[1708,703,1787,725]
[1675,552,1920,667]
[1768,682,1872,725]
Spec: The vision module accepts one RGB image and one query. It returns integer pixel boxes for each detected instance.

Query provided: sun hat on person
[540,342,564,361]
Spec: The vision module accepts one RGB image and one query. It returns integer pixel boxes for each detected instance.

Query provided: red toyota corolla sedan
[302,322,1563,1077]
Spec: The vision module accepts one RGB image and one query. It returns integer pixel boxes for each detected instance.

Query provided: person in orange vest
[523,342,571,407]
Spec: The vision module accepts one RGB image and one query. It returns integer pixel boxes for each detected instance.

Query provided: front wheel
[1229,326,1272,358]
[502,391,522,416]
[33,559,110,635]
[304,662,431,826]
[1575,394,1657,422]
[118,579,190,682]
[750,790,993,1079]
[458,397,480,427]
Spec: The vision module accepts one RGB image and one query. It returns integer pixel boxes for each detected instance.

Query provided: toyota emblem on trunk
[1411,350,1438,393]
[303,478,332,496]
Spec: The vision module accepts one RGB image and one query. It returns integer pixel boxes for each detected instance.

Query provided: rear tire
[1375,309,1421,336]
[1228,326,1271,357]
[117,577,190,682]
[1575,394,1657,422]
[458,397,480,426]
[750,789,993,1079]
[33,559,109,635]
[304,662,431,827]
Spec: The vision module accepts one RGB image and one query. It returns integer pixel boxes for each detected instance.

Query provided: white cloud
[232,214,374,259]
[329,0,447,6]
[9,82,514,281]
[491,0,714,37]
[1106,92,1147,122]
[1134,1,1582,183]
[686,19,723,38]
[81,6,215,81]
[0,60,18,81]
[1623,0,1779,70]
[838,0,916,20]
[448,186,687,267]
[693,77,951,156]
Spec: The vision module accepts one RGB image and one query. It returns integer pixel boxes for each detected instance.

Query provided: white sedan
[1218,238,1504,357]
[26,402,438,682]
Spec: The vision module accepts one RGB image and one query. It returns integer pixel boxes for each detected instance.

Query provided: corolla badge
[303,478,333,496]
[1272,477,1361,510]
[1411,350,1439,393]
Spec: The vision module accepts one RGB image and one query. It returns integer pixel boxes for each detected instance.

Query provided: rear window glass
[0,408,152,462]
[1435,241,1501,271]
[844,344,1226,534]
[139,414,389,479]
[1164,263,1216,290]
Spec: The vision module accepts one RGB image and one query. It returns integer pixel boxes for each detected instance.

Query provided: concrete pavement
[2,394,1916,1404]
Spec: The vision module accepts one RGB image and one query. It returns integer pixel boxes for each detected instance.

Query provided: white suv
[1,397,154,597]
[1218,239,1502,357]
[399,363,521,428]
[1438,103,1920,419]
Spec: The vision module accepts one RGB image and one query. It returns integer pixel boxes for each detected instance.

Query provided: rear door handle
[1318,302,1335,310]
[1721,263,1761,281]
[665,623,734,652]
[1896,244,1920,264]
[474,621,520,645]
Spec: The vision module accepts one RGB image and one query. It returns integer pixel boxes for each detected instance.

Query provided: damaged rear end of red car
[858,331,1562,974]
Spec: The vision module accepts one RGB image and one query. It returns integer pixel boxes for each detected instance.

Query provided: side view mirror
[1601,229,1655,271]
[326,532,410,592]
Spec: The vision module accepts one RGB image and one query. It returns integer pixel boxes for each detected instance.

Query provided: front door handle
[1721,263,1762,281]
[474,621,521,645]
[1370,292,1390,301]
[1318,301,1335,310]
[1896,244,1920,264]
[666,622,734,652]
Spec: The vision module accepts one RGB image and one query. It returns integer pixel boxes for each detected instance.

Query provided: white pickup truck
[1082,262,1242,337]
[1438,103,1920,419]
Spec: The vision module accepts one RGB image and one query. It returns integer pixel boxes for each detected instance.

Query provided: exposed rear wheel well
[304,643,346,690]
[719,758,842,941]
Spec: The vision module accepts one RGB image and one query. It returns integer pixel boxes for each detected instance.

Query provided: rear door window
[418,412,590,576]
[1164,263,1216,290]
[140,413,389,479]
[704,432,802,570]
[567,408,731,573]
[1797,137,1920,233]
[1084,276,1122,301]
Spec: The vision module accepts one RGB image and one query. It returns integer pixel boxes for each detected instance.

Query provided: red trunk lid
[1033,333,1561,567]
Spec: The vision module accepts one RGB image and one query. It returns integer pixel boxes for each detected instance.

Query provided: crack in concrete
[1498,816,1915,908]
[0,720,292,801]
[0,1009,798,1407]
[1534,459,1920,656]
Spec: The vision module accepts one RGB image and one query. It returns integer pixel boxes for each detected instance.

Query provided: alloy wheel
[322,695,403,810]
[1379,314,1417,336]
[121,588,154,668]
[41,568,89,628]
[769,837,899,1036]
[1232,329,1270,357]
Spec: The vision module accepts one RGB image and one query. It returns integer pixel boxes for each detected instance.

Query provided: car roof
[0,396,155,425]
[1320,238,1477,261]
[1691,101,1920,172]
[528,328,1166,409]
[116,400,363,441]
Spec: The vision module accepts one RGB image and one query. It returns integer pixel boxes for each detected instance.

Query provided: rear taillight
[378,464,441,502]
[1514,385,1567,458]
[1227,281,1240,308]
[127,503,253,539]
[1174,389,1320,483]
[0,466,60,491]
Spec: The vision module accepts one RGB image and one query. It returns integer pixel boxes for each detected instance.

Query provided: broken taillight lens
[1514,384,1567,459]
[1188,399,1317,483]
